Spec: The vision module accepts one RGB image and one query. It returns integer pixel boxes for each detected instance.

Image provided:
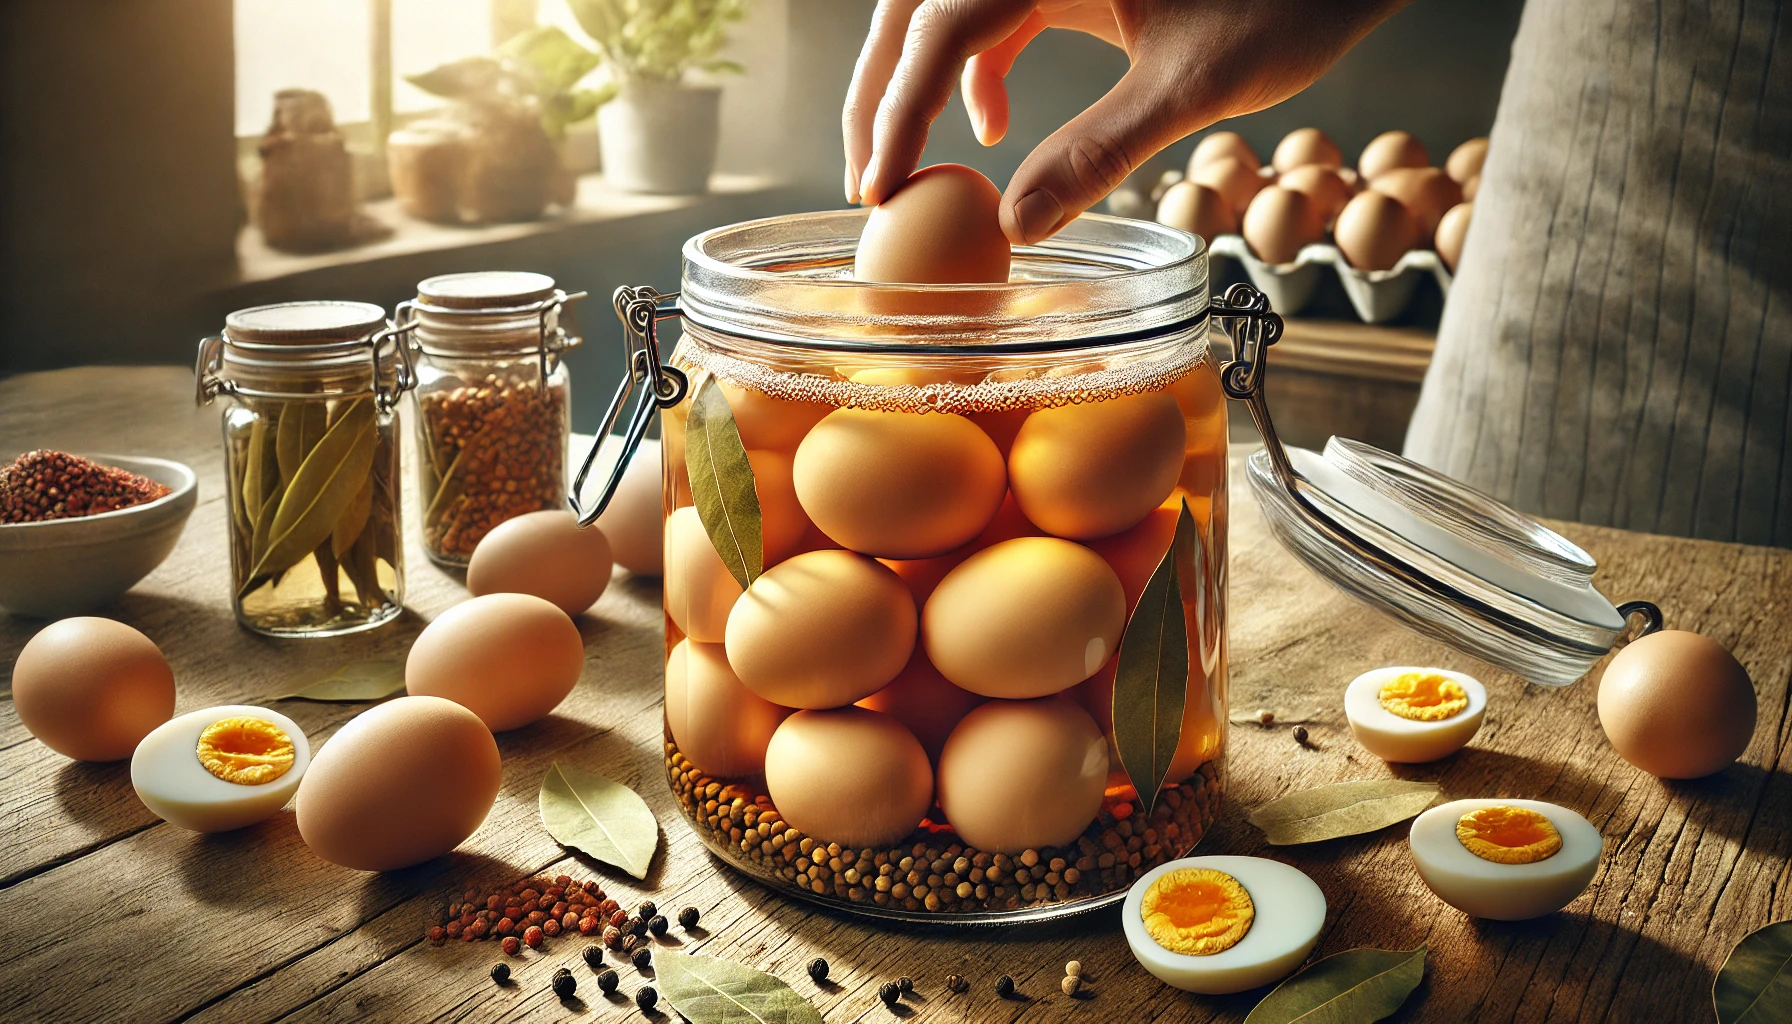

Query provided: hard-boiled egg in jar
[1123,856,1327,995]
[1409,798,1602,920]
[132,705,309,832]
[1345,666,1487,763]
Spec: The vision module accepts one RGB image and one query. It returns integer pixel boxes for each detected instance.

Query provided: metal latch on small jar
[194,320,418,410]
[568,285,689,527]
[393,286,588,391]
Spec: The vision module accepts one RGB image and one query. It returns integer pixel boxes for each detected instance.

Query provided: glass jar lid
[416,271,558,311]
[399,271,585,367]
[196,301,414,409]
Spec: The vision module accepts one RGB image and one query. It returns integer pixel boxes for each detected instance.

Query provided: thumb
[999,67,1192,244]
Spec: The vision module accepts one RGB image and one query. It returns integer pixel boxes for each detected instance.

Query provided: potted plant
[567,0,748,195]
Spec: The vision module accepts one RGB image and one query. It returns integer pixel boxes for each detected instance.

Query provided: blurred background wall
[0,0,1522,427]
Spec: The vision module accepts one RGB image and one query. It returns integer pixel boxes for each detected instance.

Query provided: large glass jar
[400,271,580,566]
[642,211,1226,922]
[195,301,413,637]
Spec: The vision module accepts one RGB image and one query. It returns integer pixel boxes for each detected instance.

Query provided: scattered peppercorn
[489,962,510,985]
[995,975,1015,998]
[879,982,901,1006]
[604,925,624,950]
[554,967,572,979]
[637,900,657,919]
[678,906,700,930]
[622,934,643,955]
[501,936,521,956]
[597,968,620,994]
[636,985,658,1012]
[648,914,668,937]
[523,925,545,949]
[1065,960,1082,978]
[1061,975,1081,997]
[807,957,830,983]
[1293,725,1311,746]
[946,974,967,993]
[583,945,604,969]
[897,976,913,994]
[633,946,654,970]
[552,972,577,998]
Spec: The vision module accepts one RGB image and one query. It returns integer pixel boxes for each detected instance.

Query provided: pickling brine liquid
[658,336,1227,921]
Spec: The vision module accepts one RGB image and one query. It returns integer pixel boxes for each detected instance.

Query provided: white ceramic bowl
[0,455,197,618]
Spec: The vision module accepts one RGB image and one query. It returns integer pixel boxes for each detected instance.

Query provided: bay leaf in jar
[242,398,377,592]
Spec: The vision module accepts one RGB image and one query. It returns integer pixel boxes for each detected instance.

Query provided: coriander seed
[1065,960,1082,978]
[489,962,510,985]
[636,985,659,1011]
[604,925,624,950]
[807,957,829,983]
[501,936,520,956]
[678,906,700,929]
[995,975,1015,998]
[523,925,544,949]
[583,945,603,968]
[597,968,620,994]
[1061,975,1081,996]
[945,973,966,993]
[632,947,652,970]
[552,972,576,998]
[1257,708,1274,724]
[879,982,900,1006]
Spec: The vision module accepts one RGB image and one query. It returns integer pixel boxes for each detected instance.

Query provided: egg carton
[1207,234,1453,324]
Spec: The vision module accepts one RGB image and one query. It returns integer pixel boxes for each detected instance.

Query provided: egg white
[1344,666,1486,763]
[1123,856,1327,995]
[1408,798,1601,920]
[131,705,310,833]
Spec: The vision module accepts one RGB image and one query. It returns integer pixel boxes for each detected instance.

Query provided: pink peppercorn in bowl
[0,454,196,618]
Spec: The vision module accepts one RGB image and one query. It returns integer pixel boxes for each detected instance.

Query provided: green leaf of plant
[656,951,826,1024]
[502,25,602,94]
[1112,498,1194,819]
[277,659,405,701]
[405,56,511,100]
[684,377,762,589]
[539,763,659,879]
[1244,945,1427,1024]
[1249,780,1441,845]
[1716,920,1792,1024]
[248,399,377,582]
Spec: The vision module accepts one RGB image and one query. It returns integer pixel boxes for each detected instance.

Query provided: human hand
[843,0,1410,243]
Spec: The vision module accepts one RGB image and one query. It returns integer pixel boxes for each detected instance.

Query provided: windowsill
[235,171,791,284]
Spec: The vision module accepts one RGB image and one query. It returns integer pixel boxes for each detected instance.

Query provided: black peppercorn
[879,982,901,1006]
[678,906,700,929]
[627,915,647,936]
[597,968,620,994]
[897,976,913,994]
[648,914,669,937]
[637,900,657,921]
[583,945,604,969]
[807,957,830,983]
[489,962,510,985]
[632,947,652,970]
[995,974,1015,998]
[636,985,659,1011]
[554,967,572,979]
[552,972,577,998]
[1293,725,1311,746]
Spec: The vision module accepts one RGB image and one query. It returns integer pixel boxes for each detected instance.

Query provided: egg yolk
[1378,671,1469,721]
[1455,805,1562,864]
[196,717,295,785]
[1140,868,1254,955]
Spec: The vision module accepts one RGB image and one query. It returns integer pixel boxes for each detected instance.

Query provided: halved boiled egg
[1408,798,1601,920]
[131,705,310,832]
[1345,666,1486,762]
[1123,856,1326,994]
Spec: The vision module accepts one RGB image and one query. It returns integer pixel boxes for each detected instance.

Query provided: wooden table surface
[2,366,1788,1024]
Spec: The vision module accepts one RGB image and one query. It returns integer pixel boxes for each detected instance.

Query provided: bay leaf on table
[1249,780,1440,845]
[1113,497,1194,819]
[655,951,825,1024]
[1244,944,1427,1024]
[685,377,762,589]
[276,658,405,701]
[538,762,658,879]
[247,398,376,582]
[1715,919,1792,1024]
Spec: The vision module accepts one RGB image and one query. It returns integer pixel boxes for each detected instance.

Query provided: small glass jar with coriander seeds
[195,301,414,637]
[399,271,584,566]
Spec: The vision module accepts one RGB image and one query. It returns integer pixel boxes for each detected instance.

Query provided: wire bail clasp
[568,285,689,527]
[1213,282,1296,493]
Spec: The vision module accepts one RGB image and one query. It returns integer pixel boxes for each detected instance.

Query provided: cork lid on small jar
[224,301,388,345]
[416,272,558,312]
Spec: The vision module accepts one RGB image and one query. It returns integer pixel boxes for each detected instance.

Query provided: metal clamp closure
[1213,283,1294,491]
[568,285,690,527]
[395,290,588,391]
[193,322,418,409]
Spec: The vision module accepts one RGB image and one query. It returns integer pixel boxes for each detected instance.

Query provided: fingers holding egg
[1123,856,1326,995]
[12,617,175,762]
[936,696,1108,853]
[1345,666,1487,763]
[665,639,790,777]
[132,705,309,832]
[764,708,933,849]
[1008,390,1185,540]
[1409,798,1602,920]
[854,163,1011,284]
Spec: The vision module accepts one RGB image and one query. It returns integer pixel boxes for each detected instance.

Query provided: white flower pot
[598,80,721,195]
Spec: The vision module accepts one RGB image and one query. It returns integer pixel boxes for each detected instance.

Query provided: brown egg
[1462,174,1480,202]
[717,381,831,451]
[406,593,584,732]
[792,408,1006,559]
[296,695,500,871]
[725,549,916,709]
[1272,127,1342,172]
[1446,137,1489,183]
[664,506,742,642]
[1358,130,1430,180]
[763,708,933,847]
[1241,186,1325,265]
[857,651,987,763]
[1278,164,1353,223]
[466,510,613,617]
[1189,157,1264,218]
[1436,201,1473,271]
[1334,190,1421,272]
[595,436,663,575]
[1009,390,1186,540]
[1155,181,1239,241]
[12,617,175,762]
[1086,504,1179,612]
[1188,131,1259,174]
[744,448,812,566]
[1598,630,1756,779]
[665,639,791,777]
[855,163,1011,284]
[1369,166,1461,236]
[924,537,1126,698]
[936,696,1108,852]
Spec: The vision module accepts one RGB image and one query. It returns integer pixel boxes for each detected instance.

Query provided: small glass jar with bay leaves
[196,301,415,637]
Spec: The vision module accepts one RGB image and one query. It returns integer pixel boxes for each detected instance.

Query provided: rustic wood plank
[1,366,1788,1024]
